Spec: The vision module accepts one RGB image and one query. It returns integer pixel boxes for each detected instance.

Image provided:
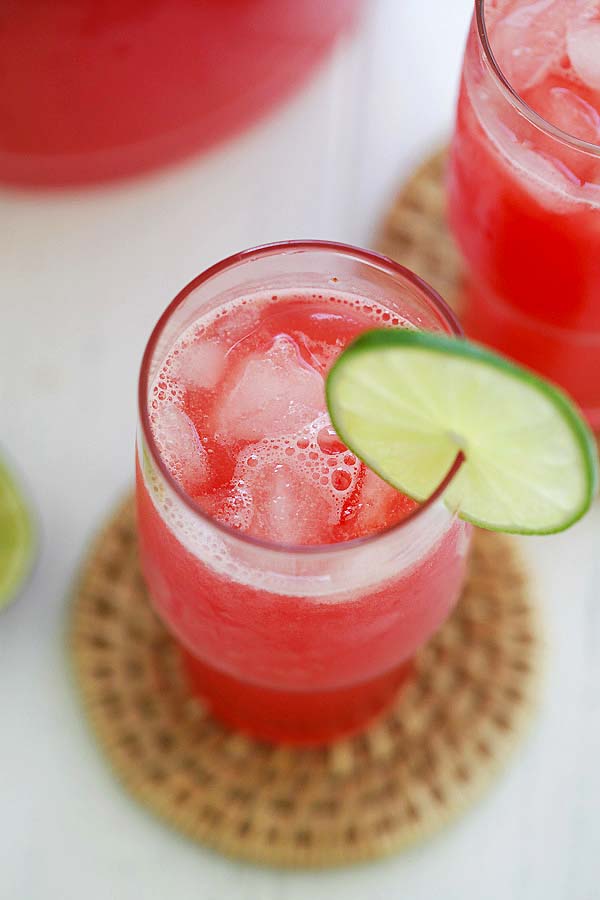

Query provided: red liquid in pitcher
[0,0,360,186]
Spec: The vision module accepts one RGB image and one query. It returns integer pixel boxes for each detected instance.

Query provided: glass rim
[475,0,600,157]
[138,239,465,556]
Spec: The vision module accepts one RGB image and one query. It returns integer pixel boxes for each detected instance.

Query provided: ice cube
[489,0,576,91]
[355,468,398,533]
[538,85,600,142]
[215,335,324,442]
[245,462,330,544]
[567,14,600,91]
[152,403,209,490]
[341,467,419,539]
[171,340,226,390]
[225,421,355,543]
[209,302,260,343]
[339,467,397,538]
[203,482,254,531]
[483,106,585,209]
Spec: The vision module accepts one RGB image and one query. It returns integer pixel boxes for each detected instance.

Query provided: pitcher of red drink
[0,0,360,187]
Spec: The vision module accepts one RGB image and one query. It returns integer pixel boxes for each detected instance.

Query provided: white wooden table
[1,2,599,897]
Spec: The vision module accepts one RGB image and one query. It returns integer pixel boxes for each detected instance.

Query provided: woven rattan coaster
[378,148,464,315]
[70,496,541,868]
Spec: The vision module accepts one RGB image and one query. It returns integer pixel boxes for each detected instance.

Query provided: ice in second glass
[448,0,600,427]
[137,243,471,744]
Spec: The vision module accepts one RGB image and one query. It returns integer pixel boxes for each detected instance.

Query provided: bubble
[211,483,254,531]
[332,469,352,491]
[317,425,347,455]
[151,403,209,491]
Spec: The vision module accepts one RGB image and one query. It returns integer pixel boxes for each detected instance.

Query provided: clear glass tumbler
[136,242,471,744]
[448,0,600,427]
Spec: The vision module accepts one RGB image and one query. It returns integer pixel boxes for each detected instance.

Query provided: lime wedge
[326,330,598,534]
[0,456,35,610]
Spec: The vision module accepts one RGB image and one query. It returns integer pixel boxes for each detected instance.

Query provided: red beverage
[448,0,600,427]
[0,0,360,187]
[136,243,470,744]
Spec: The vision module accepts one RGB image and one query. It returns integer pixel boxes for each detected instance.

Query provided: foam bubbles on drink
[207,481,254,531]
[222,413,362,544]
[151,404,209,491]
[316,424,347,455]
[146,290,414,546]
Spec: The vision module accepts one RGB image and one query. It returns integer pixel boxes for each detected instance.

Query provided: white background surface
[1,1,599,898]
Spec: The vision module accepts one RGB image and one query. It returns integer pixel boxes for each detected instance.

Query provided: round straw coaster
[377,148,464,315]
[70,496,542,868]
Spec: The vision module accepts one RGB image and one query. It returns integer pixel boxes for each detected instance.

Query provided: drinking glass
[448,0,600,427]
[136,242,471,744]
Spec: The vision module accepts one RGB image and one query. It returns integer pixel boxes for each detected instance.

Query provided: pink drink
[136,243,471,744]
[0,0,360,187]
[448,0,600,426]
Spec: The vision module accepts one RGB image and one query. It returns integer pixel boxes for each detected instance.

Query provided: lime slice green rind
[326,329,598,535]
[0,456,36,611]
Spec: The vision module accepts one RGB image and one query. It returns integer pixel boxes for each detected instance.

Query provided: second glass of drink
[448,0,600,427]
